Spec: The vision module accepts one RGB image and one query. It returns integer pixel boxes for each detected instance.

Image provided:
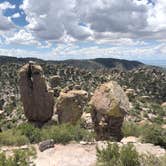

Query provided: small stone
[39,139,54,152]
[80,141,88,145]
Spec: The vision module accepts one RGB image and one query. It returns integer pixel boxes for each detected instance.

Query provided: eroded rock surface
[90,81,129,141]
[56,90,88,124]
[19,62,54,123]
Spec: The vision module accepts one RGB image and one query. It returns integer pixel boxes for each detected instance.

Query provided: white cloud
[158,43,166,54]
[0,0,166,61]
[147,0,166,31]
[4,29,53,48]
[0,1,15,10]
[1,41,166,61]
[95,37,147,46]
[21,0,92,41]
[11,12,20,19]
[76,0,148,33]
[0,47,53,59]
[0,48,38,58]
[0,2,16,32]
[5,29,39,45]
[19,0,166,42]
[51,42,166,60]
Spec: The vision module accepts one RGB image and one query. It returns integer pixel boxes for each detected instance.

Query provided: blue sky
[0,0,166,63]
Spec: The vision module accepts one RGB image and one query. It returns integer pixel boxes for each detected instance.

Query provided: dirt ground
[1,139,165,166]
[34,143,96,166]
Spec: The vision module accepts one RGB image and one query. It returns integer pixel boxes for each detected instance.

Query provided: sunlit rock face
[90,81,129,141]
[19,62,54,124]
[56,90,88,124]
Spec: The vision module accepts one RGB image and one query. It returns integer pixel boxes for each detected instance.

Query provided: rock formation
[19,62,54,124]
[50,75,61,88]
[56,90,88,124]
[161,102,166,108]
[90,81,129,141]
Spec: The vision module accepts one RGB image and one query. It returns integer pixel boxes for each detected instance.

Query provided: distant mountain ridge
[143,60,166,68]
[0,56,144,71]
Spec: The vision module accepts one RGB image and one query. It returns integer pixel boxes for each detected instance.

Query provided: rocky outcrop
[56,90,88,124]
[161,102,166,108]
[50,75,61,88]
[19,62,54,124]
[81,112,93,129]
[90,81,129,141]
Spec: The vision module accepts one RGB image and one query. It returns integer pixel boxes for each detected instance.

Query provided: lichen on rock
[56,90,88,124]
[90,81,129,141]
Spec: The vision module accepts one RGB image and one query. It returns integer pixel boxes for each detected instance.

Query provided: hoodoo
[19,62,54,124]
[90,81,129,141]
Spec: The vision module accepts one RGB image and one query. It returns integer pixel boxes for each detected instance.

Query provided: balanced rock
[56,90,88,124]
[90,81,129,141]
[19,62,54,123]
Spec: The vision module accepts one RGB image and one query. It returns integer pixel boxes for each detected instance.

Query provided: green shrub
[41,123,94,144]
[96,143,120,166]
[0,129,29,146]
[96,143,165,166]
[150,103,165,116]
[141,124,166,148]
[122,121,166,149]
[119,144,140,166]
[0,153,6,166]
[122,121,140,137]
[96,143,140,166]
[0,122,94,146]
[140,154,166,166]
[0,147,36,166]
[41,124,73,144]
[18,123,42,143]
[3,103,15,115]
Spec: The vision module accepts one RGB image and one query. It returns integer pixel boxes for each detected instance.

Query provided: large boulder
[19,62,54,123]
[161,102,166,108]
[90,81,129,141]
[56,90,88,124]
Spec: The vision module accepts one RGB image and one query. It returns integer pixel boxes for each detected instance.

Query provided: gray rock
[39,139,54,152]
[56,90,88,124]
